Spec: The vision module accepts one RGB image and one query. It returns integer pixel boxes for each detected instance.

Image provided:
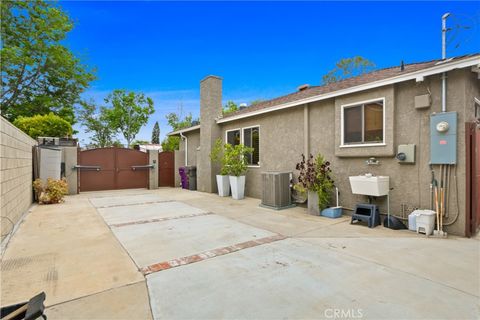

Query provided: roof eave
[167,124,201,136]
[217,55,480,124]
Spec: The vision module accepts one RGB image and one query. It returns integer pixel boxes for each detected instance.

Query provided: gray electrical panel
[430,112,457,164]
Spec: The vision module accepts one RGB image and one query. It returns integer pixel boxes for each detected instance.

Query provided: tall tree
[151,121,160,144]
[223,101,238,115]
[104,90,154,148]
[77,100,116,148]
[0,0,96,124]
[322,56,375,85]
[161,111,196,151]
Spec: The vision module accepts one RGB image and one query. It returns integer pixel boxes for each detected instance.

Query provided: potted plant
[224,143,254,200]
[294,154,334,215]
[210,138,230,197]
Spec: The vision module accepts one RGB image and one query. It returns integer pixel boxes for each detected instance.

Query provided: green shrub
[224,143,254,177]
[13,113,73,139]
[33,178,68,204]
[209,138,229,175]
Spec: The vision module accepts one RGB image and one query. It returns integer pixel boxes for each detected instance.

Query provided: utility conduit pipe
[441,12,450,112]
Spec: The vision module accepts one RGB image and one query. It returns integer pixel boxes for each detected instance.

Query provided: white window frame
[340,97,386,148]
[225,128,241,146]
[242,125,261,167]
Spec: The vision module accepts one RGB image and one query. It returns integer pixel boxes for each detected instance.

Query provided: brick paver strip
[111,211,213,228]
[141,234,287,275]
[94,199,175,209]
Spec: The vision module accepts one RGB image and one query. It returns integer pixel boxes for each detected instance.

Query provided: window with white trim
[243,126,260,165]
[226,129,240,146]
[343,100,384,145]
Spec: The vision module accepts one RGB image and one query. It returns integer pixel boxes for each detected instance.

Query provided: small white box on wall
[414,94,431,109]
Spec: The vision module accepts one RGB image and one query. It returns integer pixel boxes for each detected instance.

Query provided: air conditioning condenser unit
[261,171,294,210]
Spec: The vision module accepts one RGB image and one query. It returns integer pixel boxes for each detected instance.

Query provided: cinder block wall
[1,116,37,242]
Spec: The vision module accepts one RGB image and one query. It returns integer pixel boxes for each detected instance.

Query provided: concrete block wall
[1,116,37,242]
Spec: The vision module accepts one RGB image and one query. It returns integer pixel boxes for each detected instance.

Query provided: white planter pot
[216,175,230,197]
[229,175,246,200]
[307,190,320,215]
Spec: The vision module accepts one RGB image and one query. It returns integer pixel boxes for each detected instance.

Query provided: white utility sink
[349,175,389,197]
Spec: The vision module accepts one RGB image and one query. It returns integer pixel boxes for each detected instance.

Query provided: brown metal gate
[158,151,175,187]
[78,148,149,192]
[466,122,480,237]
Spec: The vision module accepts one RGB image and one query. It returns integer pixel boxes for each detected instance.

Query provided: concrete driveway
[1,188,478,319]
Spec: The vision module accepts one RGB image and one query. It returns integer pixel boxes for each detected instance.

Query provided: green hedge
[13,113,73,139]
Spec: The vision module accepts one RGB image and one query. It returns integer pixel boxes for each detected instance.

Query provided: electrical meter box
[430,112,457,164]
[397,144,415,164]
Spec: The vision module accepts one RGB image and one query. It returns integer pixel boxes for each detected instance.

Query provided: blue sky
[59,1,480,146]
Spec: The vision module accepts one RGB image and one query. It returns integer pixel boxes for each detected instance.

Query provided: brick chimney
[197,75,222,193]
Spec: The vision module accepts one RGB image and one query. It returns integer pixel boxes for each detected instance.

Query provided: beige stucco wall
[61,146,78,195]
[220,107,304,199]
[175,130,201,187]
[174,150,185,187]
[307,68,475,236]
[216,68,478,236]
[181,130,200,167]
[334,85,396,157]
[1,116,37,243]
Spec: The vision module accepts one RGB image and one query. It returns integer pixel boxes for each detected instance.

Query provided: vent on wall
[261,171,293,210]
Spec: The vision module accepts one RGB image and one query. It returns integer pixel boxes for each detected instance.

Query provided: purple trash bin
[179,167,189,189]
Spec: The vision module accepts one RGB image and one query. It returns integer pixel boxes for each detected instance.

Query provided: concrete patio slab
[111,213,275,268]
[296,218,420,238]
[181,192,272,219]
[233,209,350,236]
[89,193,168,208]
[0,196,144,307]
[97,201,207,225]
[146,238,478,320]
[45,281,152,320]
[3,188,478,320]
[300,237,480,297]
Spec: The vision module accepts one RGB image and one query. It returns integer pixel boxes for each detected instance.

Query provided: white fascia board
[167,125,201,136]
[217,55,480,124]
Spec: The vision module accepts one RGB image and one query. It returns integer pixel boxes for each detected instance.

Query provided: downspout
[441,12,450,113]
[180,132,188,165]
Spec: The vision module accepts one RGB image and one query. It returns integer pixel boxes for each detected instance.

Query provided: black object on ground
[0,292,47,320]
[351,204,380,228]
[383,216,407,230]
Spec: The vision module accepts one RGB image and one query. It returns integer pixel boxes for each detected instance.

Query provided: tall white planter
[229,175,246,200]
[216,175,230,197]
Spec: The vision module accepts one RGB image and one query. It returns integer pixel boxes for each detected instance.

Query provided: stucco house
[169,54,480,237]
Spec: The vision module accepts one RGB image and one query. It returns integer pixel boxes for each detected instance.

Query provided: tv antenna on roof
[442,12,479,58]
[442,13,450,59]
